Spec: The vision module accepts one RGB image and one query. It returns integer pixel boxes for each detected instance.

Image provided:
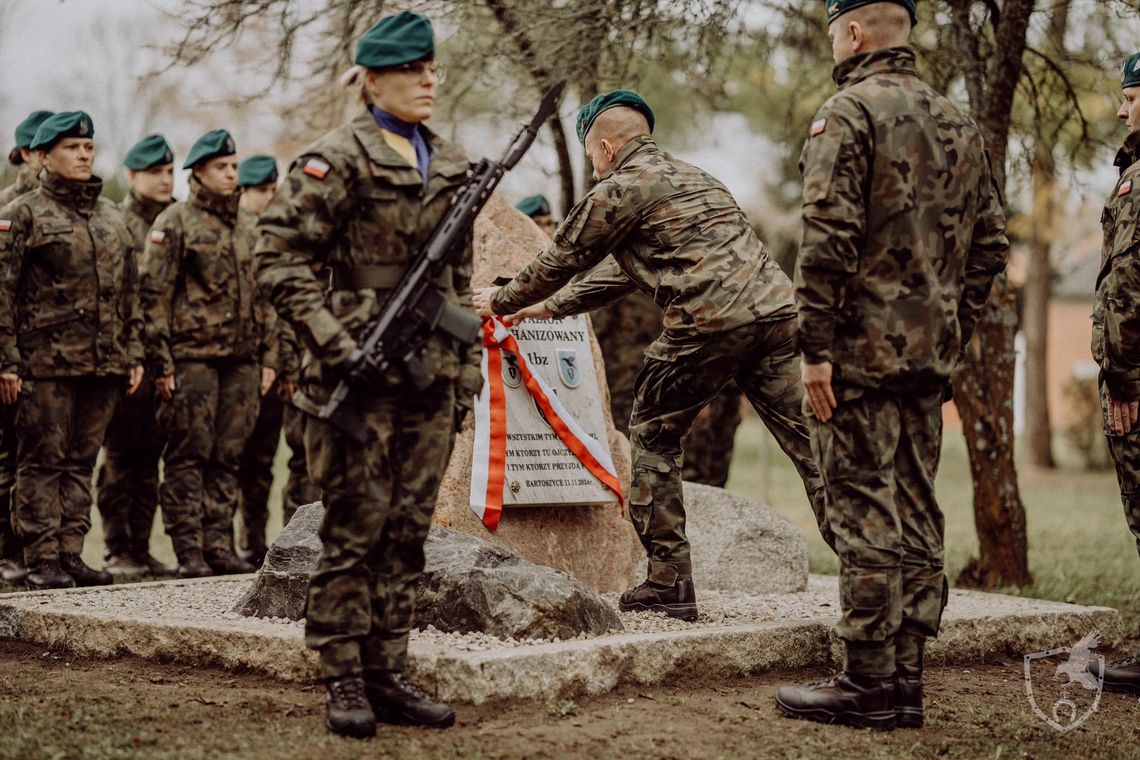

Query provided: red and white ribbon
[469,317,623,531]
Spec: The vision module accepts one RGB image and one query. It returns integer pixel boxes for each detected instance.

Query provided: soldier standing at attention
[235,154,284,567]
[1087,52,1140,697]
[140,129,272,579]
[0,111,145,589]
[0,110,54,206]
[775,0,1008,730]
[98,134,177,579]
[473,90,828,622]
[255,11,479,738]
[0,110,54,585]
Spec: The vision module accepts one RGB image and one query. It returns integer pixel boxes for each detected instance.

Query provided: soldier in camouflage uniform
[0,109,54,585]
[235,155,284,566]
[140,129,274,579]
[475,89,828,623]
[0,111,145,589]
[255,11,478,738]
[775,1,1008,731]
[1086,51,1140,697]
[98,134,177,579]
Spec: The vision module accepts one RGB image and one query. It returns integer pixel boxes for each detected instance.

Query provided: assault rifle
[319,80,567,444]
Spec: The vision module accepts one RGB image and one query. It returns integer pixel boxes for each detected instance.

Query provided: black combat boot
[895,663,923,728]
[1090,655,1140,697]
[204,548,256,575]
[324,675,376,738]
[134,551,176,577]
[104,552,148,579]
[775,672,897,731]
[242,546,267,570]
[618,578,698,621]
[59,553,113,586]
[365,671,456,728]
[25,559,76,590]
[176,550,214,579]
[0,558,28,584]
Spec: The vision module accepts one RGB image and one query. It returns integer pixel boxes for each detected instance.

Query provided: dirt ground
[2,641,1138,760]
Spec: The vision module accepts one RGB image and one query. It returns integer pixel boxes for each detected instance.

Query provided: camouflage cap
[826,0,918,26]
[1124,52,1140,89]
[29,111,94,151]
[515,194,551,218]
[123,134,174,171]
[576,90,655,145]
[238,155,278,187]
[355,11,434,70]
[183,129,236,169]
[14,110,55,150]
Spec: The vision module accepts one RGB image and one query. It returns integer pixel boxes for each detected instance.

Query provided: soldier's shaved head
[829,2,912,64]
[584,106,652,180]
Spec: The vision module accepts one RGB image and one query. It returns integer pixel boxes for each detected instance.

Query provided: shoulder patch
[1120,179,1133,197]
[0,220,9,232]
[303,158,331,179]
[150,229,166,244]
[810,118,828,137]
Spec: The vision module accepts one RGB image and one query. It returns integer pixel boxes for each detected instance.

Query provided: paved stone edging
[0,576,1121,704]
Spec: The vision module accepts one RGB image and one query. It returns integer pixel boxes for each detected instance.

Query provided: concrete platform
[0,575,1122,704]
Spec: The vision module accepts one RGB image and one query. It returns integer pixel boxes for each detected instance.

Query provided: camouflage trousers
[304,380,456,680]
[96,381,160,558]
[1105,428,1140,560]
[14,376,121,563]
[155,360,260,559]
[628,317,828,587]
[0,403,17,562]
[282,403,319,527]
[808,387,948,676]
[238,388,284,556]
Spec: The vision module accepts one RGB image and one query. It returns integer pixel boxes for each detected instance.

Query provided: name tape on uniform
[1120,179,1133,197]
[303,158,330,179]
[810,118,827,137]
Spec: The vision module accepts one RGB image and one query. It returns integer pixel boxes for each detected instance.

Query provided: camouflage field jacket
[0,171,142,378]
[255,111,482,399]
[139,176,272,376]
[795,46,1009,391]
[1094,131,1140,402]
[491,136,796,360]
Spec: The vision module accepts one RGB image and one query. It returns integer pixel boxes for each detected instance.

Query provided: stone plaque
[488,314,617,508]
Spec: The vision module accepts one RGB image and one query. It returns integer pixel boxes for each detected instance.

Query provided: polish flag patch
[810,118,828,137]
[303,158,330,179]
[150,230,166,244]
[0,220,9,232]
[1120,179,1133,197]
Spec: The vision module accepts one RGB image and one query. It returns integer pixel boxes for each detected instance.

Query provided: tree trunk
[948,0,1036,589]
[1023,147,1057,469]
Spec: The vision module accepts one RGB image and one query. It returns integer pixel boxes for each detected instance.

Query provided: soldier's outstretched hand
[0,373,20,405]
[126,365,144,396]
[801,358,837,422]
[507,301,554,326]
[473,287,498,317]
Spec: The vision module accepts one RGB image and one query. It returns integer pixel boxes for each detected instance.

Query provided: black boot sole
[372,706,456,729]
[618,600,698,622]
[775,697,897,731]
[1102,680,1140,697]
[324,717,376,739]
[896,707,923,728]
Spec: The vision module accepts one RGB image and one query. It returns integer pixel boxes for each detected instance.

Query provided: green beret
[238,155,278,187]
[826,0,917,26]
[123,134,174,171]
[575,90,655,145]
[516,195,552,218]
[183,129,235,169]
[355,11,434,70]
[1124,53,1140,89]
[29,111,94,151]
[14,110,54,150]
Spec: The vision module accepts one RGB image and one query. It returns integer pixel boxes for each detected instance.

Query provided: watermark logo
[1024,630,1104,733]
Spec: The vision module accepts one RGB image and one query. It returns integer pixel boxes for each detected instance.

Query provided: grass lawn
[726,414,1140,634]
[78,415,1140,635]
